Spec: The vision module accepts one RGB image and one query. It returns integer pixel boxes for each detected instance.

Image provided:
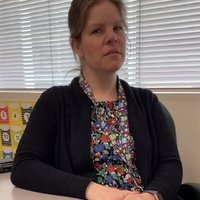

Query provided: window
[0,0,200,89]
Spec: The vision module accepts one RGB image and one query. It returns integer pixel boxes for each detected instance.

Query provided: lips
[104,49,120,56]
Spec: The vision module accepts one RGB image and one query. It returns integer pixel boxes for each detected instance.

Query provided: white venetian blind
[139,0,200,88]
[0,0,75,89]
[0,0,200,89]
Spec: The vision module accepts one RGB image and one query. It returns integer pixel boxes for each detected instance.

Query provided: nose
[105,29,118,43]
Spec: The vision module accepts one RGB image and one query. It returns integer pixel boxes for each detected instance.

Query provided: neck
[82,70,118,102]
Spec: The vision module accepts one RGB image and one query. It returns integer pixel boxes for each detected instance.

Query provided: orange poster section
[0,102,35,159]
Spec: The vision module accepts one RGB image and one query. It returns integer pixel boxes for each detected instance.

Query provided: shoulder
[41,85,70,98]
[40,76,81,100]
[33,85,72,112]
[132,87,157,104]
[131,86,154,97]
[120,79,158,106]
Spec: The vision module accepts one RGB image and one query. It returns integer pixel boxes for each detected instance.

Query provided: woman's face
[73,1,126,75]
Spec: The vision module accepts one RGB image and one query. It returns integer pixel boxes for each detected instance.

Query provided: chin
[110,61,123,70]
[102,56,124,71]
[106,64,122,73]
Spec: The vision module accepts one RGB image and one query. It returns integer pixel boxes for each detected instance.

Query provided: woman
[11,0,182,200]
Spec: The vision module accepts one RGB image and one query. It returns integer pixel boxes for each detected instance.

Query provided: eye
[114,26,123,30]
[92,29,102,34]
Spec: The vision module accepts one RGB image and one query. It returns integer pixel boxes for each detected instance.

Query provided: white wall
[0,91,200,184]
[157,93,200,184]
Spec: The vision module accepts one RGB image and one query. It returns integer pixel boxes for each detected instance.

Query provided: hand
[85,182,139,200]
[123,192,155,200]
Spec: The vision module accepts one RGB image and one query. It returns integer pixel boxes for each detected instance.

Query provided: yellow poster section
[0,101,35,159]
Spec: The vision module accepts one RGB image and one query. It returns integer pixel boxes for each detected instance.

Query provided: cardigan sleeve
[10,87,93,199]
[143,92,183,200]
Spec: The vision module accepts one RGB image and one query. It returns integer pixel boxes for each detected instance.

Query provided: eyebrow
[87,20,124,28]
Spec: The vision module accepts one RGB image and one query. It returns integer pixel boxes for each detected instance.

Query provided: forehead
[85,1,122,25]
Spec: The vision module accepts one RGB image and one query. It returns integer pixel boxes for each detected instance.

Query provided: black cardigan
[11,77,182,200]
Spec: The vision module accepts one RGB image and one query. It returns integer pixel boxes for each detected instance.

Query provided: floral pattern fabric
[79,74,143,191]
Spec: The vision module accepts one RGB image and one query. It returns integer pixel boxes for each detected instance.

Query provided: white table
[0,173,79,200]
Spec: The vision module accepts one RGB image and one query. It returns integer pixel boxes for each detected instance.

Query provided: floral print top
[79,74,143,191]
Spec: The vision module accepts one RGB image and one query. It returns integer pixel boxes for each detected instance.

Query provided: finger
[123,194,140,200]
[125,191,140,194]
[123,191,140,198]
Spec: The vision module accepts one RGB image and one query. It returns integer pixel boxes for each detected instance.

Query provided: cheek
[119,34,126,49]
[90,45,101,56]
[122,39,127,55]
[122,36,127,49]
[83,40,101,56]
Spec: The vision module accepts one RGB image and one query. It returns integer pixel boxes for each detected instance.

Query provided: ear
[71,38,83,57]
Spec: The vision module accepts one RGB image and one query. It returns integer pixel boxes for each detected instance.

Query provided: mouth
[104,50,121,56]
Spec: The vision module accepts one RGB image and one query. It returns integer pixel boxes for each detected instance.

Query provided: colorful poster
[0,101,35,159]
